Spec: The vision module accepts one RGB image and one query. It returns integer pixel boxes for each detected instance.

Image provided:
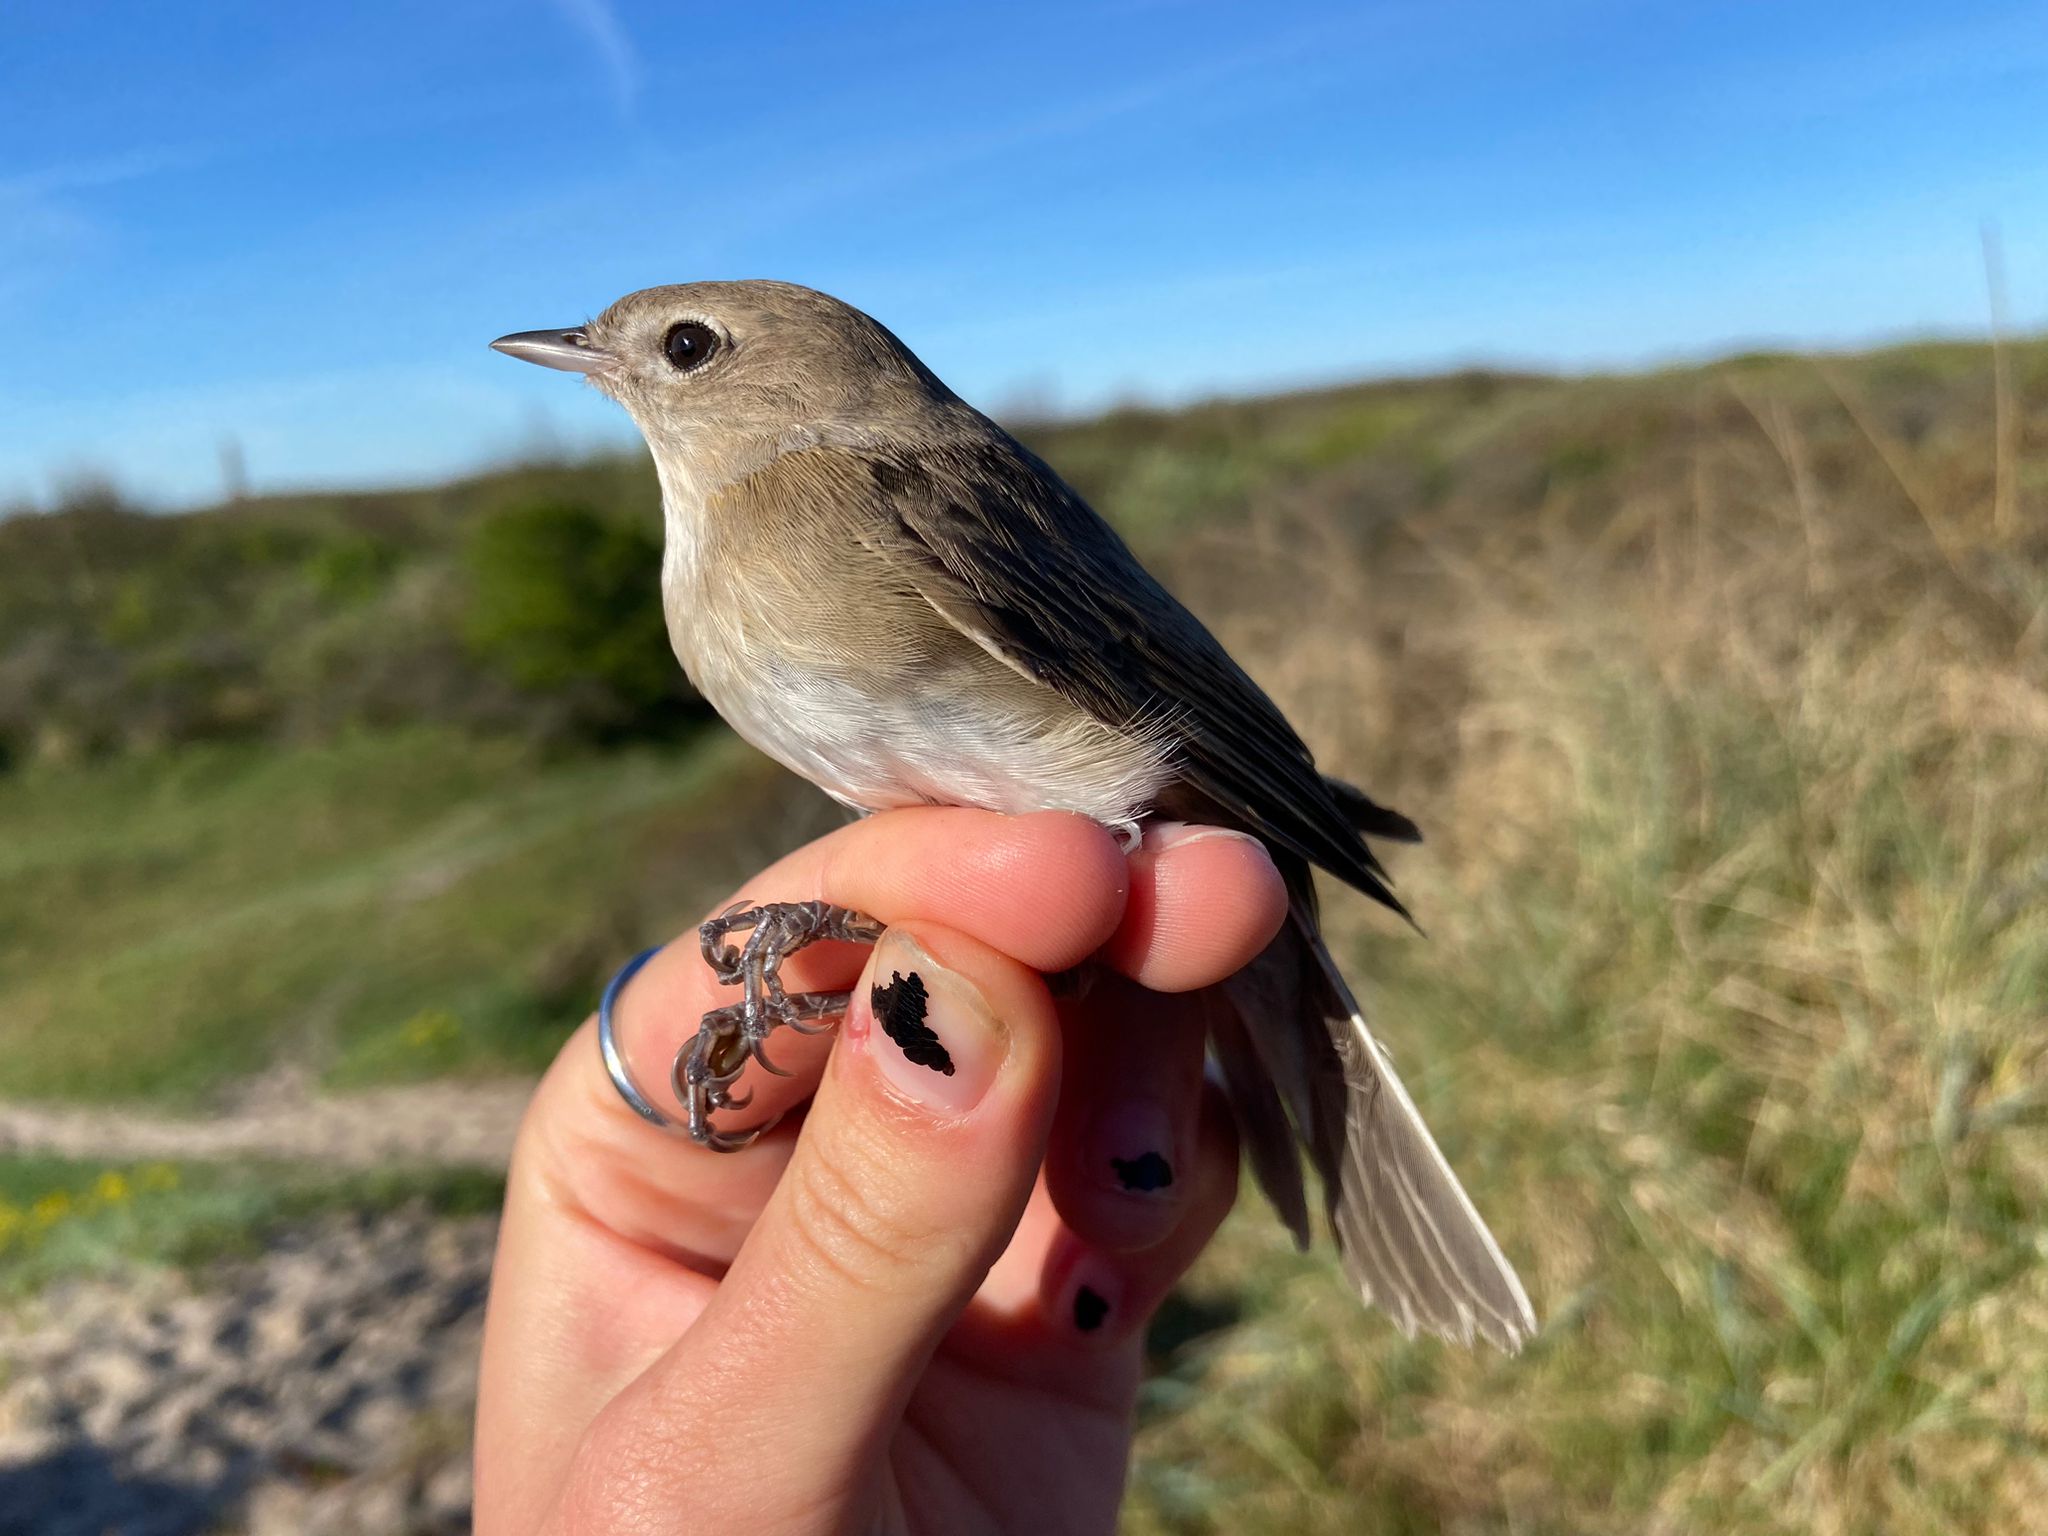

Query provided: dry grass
[1123,347,2048,1534]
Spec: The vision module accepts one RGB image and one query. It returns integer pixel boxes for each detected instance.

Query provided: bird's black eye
[663,321,719,372]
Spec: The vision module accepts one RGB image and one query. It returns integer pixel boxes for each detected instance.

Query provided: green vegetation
[3,336,2045,1531]
[0,456,694,765]
[0,727,832,1102]
[463,497,691,739]
[0,1155,504,1297]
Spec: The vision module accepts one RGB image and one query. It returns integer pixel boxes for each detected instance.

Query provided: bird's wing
[853,432,1406,914]
[1303,912,1536,1350]
[847,431,1534,1347]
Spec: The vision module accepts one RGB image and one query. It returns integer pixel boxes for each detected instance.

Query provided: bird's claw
[675,900,884,1151]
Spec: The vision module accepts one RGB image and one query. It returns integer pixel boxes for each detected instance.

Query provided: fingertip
[996,811,1131,967]
[1046,976,1211,1258]
[839,921,1063,1140]
[824,808,1129,974]
[1101,824,1289,992]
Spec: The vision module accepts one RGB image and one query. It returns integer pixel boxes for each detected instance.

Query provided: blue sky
[4,0,2045,509]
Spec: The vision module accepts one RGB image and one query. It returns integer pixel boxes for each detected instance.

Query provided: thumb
[570,924,1061,1528]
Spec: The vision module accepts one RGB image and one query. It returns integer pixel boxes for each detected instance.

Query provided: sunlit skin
[474,807,1287,1535]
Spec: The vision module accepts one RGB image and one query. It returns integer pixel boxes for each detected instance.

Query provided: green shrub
[463,499,702,740]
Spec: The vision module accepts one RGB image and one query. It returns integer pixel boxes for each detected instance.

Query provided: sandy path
[0,1074,536,1170]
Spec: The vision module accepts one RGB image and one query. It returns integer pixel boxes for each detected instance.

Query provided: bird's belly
[706,662,1173,830]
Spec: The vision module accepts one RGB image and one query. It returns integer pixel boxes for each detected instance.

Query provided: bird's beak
[489,328,615,375]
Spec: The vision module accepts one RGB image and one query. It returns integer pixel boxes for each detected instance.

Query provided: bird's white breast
[712,660,1173,834]
[656,466,1173,833]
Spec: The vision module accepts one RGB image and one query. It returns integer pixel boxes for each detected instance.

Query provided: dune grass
[1120,343,2048,1534]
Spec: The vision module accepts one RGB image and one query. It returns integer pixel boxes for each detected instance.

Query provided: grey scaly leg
[675,900,885,1151]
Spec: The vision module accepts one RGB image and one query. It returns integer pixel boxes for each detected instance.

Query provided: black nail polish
[871,971,954,1075]
[1073,1285,1110,1332]
[1109,1150,1174,1193]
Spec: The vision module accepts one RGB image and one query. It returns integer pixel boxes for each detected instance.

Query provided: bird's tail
[1219,905,1536,1352]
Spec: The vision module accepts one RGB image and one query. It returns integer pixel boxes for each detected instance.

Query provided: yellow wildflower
[94,1171,132,1205]
[30,1190,72,1228]
[402,1009,460,1049]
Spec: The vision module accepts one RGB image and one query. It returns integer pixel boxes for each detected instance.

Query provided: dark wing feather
[856,431,1407,915]
[1323,774,1423,845]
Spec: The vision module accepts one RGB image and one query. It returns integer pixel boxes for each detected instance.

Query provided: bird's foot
[675,900,885,1150]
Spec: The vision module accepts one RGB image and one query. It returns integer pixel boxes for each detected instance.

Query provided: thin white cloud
[672,13,1358,253]
[545,0,642,117]
[0,144,206,202]
[0,145,213,313]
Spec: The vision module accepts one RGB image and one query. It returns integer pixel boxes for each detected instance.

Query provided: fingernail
[857,930,1006,1116]
[1086,1099,1177,1199]
[1053,1258,1123,1342]
[1142,821,1266,855]
[1074,1284,1112,1333]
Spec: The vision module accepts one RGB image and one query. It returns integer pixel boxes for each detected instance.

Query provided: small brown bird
[492,281,1535,1350]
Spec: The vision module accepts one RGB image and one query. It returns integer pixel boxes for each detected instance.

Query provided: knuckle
[549,1399,845,1536]
[782,1142,950,1295]
[550,1433,674,1535]
[554,1386,741,1535]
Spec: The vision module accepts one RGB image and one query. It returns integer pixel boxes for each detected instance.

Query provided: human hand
[474,807,1288,1535]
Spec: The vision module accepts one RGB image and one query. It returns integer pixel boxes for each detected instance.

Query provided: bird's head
[492,280,956,486]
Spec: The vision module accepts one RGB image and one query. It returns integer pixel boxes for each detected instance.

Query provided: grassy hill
[3,337,2045,1532]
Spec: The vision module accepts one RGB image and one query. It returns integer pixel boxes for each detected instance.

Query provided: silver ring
[598,946,687,1133]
